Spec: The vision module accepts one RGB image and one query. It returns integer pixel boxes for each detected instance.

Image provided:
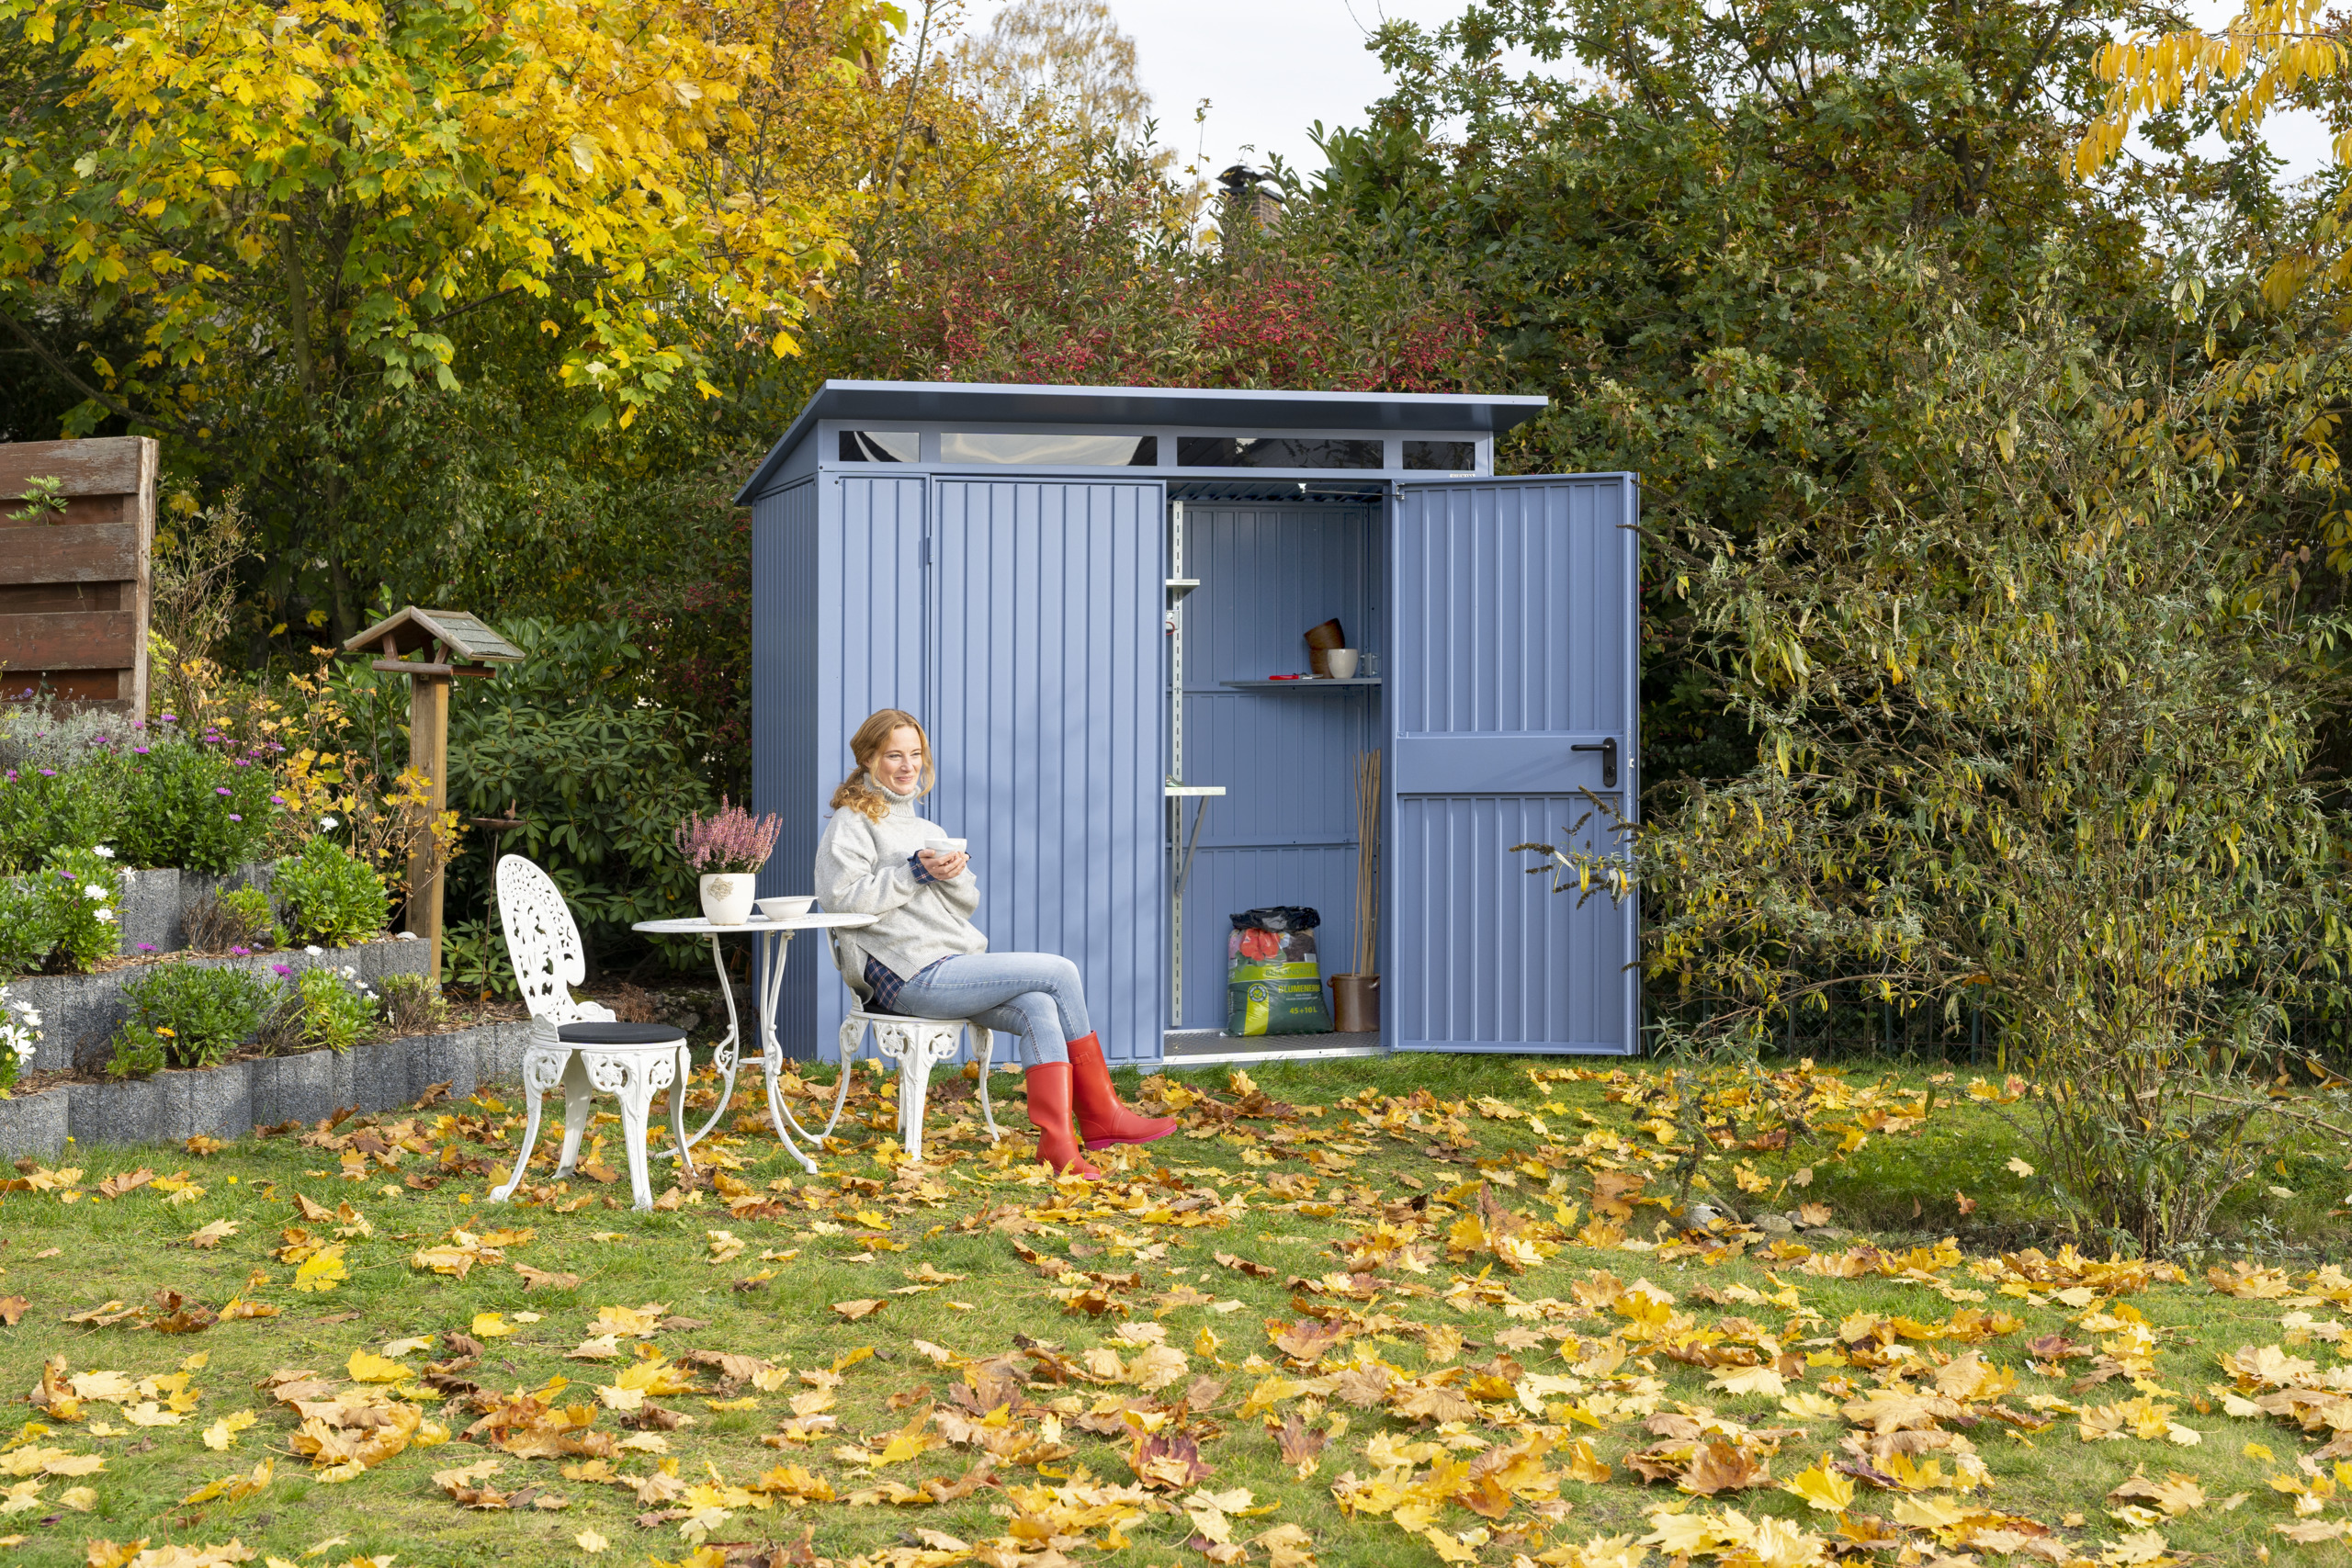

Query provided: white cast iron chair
[821,931,1000,1164]
[489,854,695,1211]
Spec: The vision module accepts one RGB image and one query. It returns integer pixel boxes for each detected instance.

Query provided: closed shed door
[928,479,1168,1065]
[1389,476,1639,1054]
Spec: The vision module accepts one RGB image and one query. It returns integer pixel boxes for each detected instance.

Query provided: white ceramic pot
[699,873,755,926]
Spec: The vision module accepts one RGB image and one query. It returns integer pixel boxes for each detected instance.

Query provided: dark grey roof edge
[732,379,1553,503]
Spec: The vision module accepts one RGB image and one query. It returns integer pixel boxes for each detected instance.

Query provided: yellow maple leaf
[290,1246,347,1292]
[345,1351,410,1384]
[1784,1459,1856,1513]
[471,1313,514,1338]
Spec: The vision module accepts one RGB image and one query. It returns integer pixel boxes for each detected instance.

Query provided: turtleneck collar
[869,772,921,809]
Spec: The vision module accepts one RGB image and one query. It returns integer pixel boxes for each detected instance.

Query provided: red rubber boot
[1023,1063,1099,1179]
[1069,1033,1178,1150]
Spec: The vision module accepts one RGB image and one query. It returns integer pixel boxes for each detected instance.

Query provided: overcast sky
[954,0,2337,187]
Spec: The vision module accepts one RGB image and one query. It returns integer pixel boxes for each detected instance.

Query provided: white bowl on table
[756,896,817,920]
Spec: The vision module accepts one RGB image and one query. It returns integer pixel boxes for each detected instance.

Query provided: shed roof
[733,380,1552,503]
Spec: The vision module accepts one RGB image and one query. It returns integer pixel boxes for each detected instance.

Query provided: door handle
[1571,738,1618,788]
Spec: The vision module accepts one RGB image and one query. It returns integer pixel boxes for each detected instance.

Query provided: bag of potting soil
[1225,907,1331,1036]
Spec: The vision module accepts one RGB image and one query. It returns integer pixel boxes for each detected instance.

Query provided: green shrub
[188,886,282,953]
[112,735,277,873]
[107,1028,166,1080]
[376,972,449,1036]
[40,847,120,972]
[277,839,389,946]
[0,878,62,978]
[119,963,271,1068]
[0,761,126,875]
[295,965,378,1055]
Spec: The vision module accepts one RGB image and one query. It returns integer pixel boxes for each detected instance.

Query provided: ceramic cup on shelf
[757,896,816,920]
[1327,649,1361,679]
[700,873,755,925]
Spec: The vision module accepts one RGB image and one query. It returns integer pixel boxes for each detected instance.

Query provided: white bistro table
[630,911,875,1173]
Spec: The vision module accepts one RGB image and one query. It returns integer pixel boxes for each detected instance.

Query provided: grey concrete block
[166,1059,252,1144]
[0,1086,68,1160]
[8,970,129,1074]
[115,867,182,956]
[74,1076,168,1147]
[345,1039,407,1116]
[413,1030,481,1101]
[252,1048,340,1128]
[479,1020,531,1086]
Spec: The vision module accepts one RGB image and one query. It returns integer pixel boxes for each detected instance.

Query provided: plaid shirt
[864,852,944,1012]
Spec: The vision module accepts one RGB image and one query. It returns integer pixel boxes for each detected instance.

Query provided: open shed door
[926,478,1168,1066]
[1388,475,1639,1054]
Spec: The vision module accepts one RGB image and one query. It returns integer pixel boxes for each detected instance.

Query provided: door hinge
[921,536,932,567]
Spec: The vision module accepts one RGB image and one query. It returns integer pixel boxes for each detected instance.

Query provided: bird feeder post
[344,608,523,984]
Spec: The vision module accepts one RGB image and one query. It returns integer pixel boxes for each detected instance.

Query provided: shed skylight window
[940,433,1157,466]
[1178,436,1384,469]
[1405,440,1476,470]
[840,430,920,462]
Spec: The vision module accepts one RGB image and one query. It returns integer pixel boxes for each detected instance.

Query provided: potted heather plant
[673,797,783,925]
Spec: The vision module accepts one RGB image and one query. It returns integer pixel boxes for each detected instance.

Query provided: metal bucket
[1328,973,1380,1034]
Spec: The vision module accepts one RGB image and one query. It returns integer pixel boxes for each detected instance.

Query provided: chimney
[1217,164,1284,249]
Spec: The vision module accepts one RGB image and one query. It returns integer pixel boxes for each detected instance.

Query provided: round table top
[631,911,876,936]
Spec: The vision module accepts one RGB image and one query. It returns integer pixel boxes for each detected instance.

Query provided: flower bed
[6,934,433,1074]
[0,1017,537,1158]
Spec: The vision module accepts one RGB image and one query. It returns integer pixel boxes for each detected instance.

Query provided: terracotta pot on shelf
[1329,973,1380,1033]
[1305,618,1345,677]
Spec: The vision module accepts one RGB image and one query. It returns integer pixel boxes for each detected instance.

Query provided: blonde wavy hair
[831,708,935,822]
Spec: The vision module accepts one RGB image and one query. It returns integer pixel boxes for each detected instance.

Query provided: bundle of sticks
[1354,750,1381,976]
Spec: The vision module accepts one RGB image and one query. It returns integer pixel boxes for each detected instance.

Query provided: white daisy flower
[95,909,114,924]
[93,846,114,859]
[83,884,107,899]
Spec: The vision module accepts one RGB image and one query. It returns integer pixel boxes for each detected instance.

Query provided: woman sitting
[813,707,1172,1177]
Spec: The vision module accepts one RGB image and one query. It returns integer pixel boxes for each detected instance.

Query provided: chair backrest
[496,855,594,1024]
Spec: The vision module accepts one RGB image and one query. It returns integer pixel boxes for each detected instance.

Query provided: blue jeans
[893,953,1091,1068]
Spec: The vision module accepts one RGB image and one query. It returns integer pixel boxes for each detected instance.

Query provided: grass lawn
[3,1049,2351,1568]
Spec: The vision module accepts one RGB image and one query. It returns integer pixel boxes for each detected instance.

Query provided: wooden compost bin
[0,435,158,716]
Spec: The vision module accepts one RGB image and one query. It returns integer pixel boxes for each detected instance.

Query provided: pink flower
[673,796,782,875]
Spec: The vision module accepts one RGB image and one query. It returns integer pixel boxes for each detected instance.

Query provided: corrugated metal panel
[926,479,1167,1064]
[1389,477,1639,1054]
[1175,503,1380,1030]
[808,476,930,1061]
[752,480,821,1057]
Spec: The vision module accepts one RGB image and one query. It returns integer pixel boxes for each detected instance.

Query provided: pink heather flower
[673,796,783,875]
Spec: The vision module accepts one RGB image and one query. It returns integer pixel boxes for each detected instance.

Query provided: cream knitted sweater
[813,779,985,1001]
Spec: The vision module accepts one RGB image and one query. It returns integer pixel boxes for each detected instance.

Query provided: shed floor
[1158,1029,1385,1068]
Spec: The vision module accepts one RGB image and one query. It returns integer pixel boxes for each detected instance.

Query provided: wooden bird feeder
[343,608,523,980]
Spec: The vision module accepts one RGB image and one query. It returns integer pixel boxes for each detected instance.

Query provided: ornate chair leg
[553,1053,593,1179]
[668,1044,696,1182]
[820,1017,865,1141]
[975,1027,1001,1143]
[492,1046,566,1202]
[900,1031,932,1163]
[595,1053,658,1213]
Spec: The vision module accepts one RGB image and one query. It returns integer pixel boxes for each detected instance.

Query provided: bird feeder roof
[345,607,523,664]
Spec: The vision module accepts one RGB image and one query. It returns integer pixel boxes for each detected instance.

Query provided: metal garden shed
[735,380,1639,1069]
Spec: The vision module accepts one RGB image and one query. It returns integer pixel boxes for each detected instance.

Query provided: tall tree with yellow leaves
[0,0,905,640]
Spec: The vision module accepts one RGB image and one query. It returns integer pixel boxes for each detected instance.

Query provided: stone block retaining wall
[10,934,433,1073]
[0,1019,534,1160]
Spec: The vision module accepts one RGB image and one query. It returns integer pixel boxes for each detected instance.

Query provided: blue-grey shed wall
[752,478,820,1053]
